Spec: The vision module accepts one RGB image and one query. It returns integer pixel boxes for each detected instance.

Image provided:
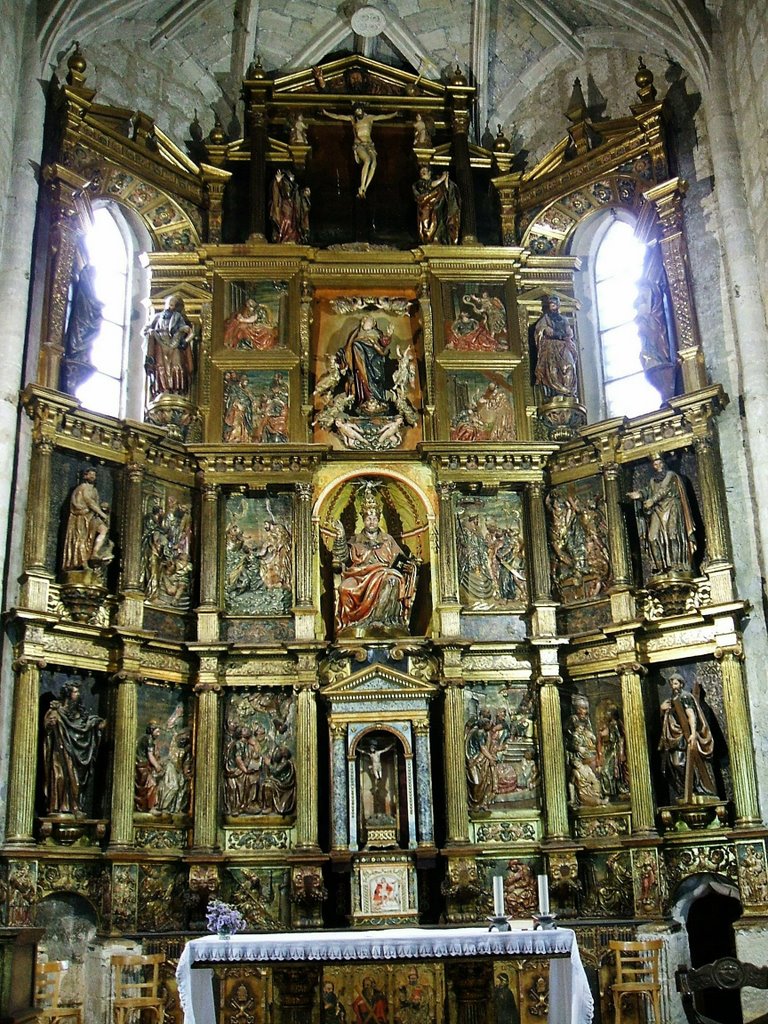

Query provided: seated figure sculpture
[333,484,417,636]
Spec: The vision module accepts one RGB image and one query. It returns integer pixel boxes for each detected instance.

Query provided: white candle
[492,875,505,917]
[537,873,550,916]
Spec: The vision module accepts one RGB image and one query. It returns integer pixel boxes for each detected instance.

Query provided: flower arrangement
[206,899,246,937]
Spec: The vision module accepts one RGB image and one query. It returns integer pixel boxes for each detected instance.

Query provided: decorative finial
[635,57,657,103]
[66,41,88,87]
[493,124,511,153]
[189,109,203,142]
[565,77,588,124]
[247,53,266,79]
[449,64,467,87]
[208,114,227,145]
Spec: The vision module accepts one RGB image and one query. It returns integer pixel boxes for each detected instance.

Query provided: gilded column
[603,463,632,587]
[330,722,348,851]
[715,643,761,825]
[109,673,139,848]
[198,482,219,608]
[23,436,54,574]
[443,682,470,844]
[526,482,552,602]
[413,721,434,845]
[438,482,459,604]
[447,78,477,243]
[618,664,657,836]
[538,678,569,841]
[294,484,313,609]
[121,460,145,593]
[6,657,45,843]
[192,669,222,851]
[295,681,319,850]
[692,434,730,566]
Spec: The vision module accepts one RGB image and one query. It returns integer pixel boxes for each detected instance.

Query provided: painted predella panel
[222,369,290,443]
[448,370,517,442]
[321,964,445,1024]
[546,478,611,602]
[312,293,422,452]
[224,494,293,615]
[134,685,193,817]
[565,681,629,808]
[443,283,510,353]
[464,682,539,813]
[141,482,193,610]
[221,280,289,350]
[455,492,527,609]
[222,689,297,819]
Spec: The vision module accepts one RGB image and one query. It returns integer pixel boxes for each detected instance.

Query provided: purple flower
[206,899,246,934]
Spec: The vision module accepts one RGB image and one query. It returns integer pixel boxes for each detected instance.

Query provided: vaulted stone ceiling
[37,0,713,159]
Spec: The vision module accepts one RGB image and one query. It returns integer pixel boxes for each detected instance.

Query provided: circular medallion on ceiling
[351,6,386,37]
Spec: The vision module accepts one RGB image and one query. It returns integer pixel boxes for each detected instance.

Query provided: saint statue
[269,168,310,244]
[658,673,717,803]
[565,696,605,807]
[412,166,460,244]
[533,294,578,398]
[333,484,416,634]
[61,467,114,574]
[143,295,195,399]
[627,453,696,575]
[43,682,106,816]
[338,314,394,416]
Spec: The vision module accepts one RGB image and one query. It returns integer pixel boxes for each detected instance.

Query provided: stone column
[295,681,318,850]
[5,657,44,843]
[618,664,657,836]
[109,672,139,849]
[526,482,552,603]
[330,722,348,851]
[438,482,459,604]
[413,720,435,845]
[715,643,761,826]
[538,678,569,841]
[192,670,222,851]
[443,682,470,844]
[294,484,313,609]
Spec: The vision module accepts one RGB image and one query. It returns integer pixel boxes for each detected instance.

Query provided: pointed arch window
[594,218,662,418]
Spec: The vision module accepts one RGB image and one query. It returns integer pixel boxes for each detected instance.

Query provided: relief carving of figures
[142,295,195,399]
[333,482,418,637]
[596,702,629,801]
[269,168,310,244]
[313,297,420,452]
[565,696,605,807]
[502,858,538,917]
[61,467,114,575]
[658,672,717,803]
[628,453,696,576]
[456,495,526,608]
[739,845,768,903]
[223,299,279,350]
[43,681,105,816]
[546,486,611,600]
[134,702,192,815]
[223,370,289,444]
[222,690,297,818]
[141,490,193,609]
[412,166,460,244]
[445,311,499,352]
[225,495,293,615]
[533,294,578,399]
[450,378,517,442]
[464,684,538,813]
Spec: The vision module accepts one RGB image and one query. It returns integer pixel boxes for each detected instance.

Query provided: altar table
[177,926,594,1024]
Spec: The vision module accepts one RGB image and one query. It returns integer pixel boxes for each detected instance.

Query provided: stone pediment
[322,664,437,702]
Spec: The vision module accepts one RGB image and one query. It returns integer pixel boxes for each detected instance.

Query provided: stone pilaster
[537,677,569,841]
[715,642,761,826]
[108,672,139,849]
[330,721,348,851]
[618,663,657,836]
[414,720,435,845]
[5,657,45,843]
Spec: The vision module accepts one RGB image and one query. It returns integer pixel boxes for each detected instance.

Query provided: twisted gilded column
[6,657,45,843]
[192,667,222,851]
[109,672,139,848]
[414,720,435,845]
[198,482,219,608]
[526,482,552,603]
[538,678,569,841]
[442,681,470,844]
[330,721,348,851]
[438,482,459,604]
[715,643,761,825]
[618,664,657,836]
[295,681,319,850]
[294,484,313,609]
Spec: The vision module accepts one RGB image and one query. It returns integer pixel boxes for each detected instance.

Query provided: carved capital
[714,641,744,663]
[617,661,647,678]
[12,656,47,673]
[194,681,223,695]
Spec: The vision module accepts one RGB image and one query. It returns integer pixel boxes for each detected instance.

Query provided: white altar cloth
[177,926,594,1024]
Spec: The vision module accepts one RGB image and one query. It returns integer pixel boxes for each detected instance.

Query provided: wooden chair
[110,953,165,1024]
[609,938,663,1024]
[35,961,83,1024]
[676,956,768,1024]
